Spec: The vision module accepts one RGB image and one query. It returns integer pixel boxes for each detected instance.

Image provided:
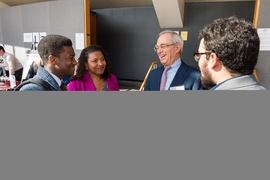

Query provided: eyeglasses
[193,52,212,62]
[154,43,177,52]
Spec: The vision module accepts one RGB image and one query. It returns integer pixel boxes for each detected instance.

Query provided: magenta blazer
[67,71,120,91]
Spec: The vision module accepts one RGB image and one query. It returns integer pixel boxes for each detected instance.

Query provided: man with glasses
[195,16,269,90]
[144,30,204,91]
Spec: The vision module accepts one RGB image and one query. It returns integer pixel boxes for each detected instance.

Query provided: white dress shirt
[163,58,182,90]
[3,52,23,75]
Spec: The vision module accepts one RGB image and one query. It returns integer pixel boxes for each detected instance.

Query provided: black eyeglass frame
[154,43,177,52]
[193,52,212,62]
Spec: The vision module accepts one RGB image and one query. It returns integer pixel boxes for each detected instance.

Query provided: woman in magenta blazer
[67,44,119,91]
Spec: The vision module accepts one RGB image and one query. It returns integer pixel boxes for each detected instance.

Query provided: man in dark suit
[144,30,204,91]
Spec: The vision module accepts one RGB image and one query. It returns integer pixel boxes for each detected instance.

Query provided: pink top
[67,71,119,91]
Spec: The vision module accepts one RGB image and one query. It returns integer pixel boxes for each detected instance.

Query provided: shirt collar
[47,71,62,86]
[163,58,181,69]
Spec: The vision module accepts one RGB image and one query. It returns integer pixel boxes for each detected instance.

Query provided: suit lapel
[170,61,188,87]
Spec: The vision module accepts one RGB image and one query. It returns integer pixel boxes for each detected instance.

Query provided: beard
[200,66,216,89]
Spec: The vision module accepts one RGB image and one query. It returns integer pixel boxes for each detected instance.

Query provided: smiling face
[53,46,77,79]
[155,33,181,66]
[86,51,106,76]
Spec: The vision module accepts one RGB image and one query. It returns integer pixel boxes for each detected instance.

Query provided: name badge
[169,85,185,90]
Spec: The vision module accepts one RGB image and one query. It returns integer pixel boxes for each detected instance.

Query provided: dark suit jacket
[144,61,204,90]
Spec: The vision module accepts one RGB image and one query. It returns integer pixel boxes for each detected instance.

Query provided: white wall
[0,0,84,65]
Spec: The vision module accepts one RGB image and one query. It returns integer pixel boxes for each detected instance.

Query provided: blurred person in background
[0,45,24,81]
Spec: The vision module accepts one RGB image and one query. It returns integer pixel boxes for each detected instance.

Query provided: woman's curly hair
[70,44,112,81]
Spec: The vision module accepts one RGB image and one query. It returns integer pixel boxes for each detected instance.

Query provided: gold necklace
[93,79,103,84]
